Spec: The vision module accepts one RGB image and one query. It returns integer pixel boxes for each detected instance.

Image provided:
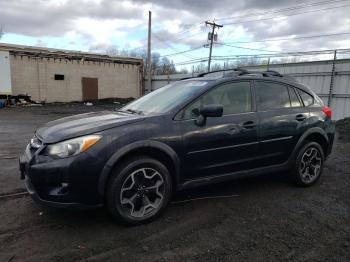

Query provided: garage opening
[82,77,98,101]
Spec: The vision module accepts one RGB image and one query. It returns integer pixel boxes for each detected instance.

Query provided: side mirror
[196,104,223,126]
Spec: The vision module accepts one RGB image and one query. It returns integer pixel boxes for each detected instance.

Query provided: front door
[179,81,259,179]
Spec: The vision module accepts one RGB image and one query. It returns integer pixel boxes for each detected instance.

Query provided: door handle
[241,120,256,129]
[295,114,306,121]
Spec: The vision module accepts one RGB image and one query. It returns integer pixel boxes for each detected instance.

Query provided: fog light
[61,182,69,188]
[59,182,69,194]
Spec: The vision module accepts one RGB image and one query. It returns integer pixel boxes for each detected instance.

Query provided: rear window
[297,89,314,107]
[288,87,302,107]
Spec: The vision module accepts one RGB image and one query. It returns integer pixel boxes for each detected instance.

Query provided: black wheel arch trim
[289,127,329,165]
[97,140,181,196]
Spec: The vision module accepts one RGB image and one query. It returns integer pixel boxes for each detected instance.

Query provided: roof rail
[263,70,283,77]
[180,68,298,83]
[196,67,249,78]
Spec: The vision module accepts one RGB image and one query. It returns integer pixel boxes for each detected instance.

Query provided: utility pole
[147,11,152,92]
[205,20,223,72]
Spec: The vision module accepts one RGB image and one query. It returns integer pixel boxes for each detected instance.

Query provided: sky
[1,0,350,70]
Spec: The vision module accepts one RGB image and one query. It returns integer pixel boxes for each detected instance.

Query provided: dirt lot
[0,104,349,262]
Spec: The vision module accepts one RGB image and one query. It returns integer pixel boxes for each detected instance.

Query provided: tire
[291,141,325,187]
[106,156,172,225]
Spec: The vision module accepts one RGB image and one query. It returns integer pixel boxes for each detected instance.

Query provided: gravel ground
[0,104,349,262]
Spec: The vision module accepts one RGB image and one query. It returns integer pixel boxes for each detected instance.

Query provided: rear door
[255,80,308,166]
[178,81,259,179]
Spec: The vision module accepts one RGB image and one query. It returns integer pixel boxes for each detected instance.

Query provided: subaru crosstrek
[19,69,335,225]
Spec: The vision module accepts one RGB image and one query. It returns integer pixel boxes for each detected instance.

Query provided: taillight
[322,106,332,119]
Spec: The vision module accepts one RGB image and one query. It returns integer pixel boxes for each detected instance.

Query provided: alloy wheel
[120,168,164,218]
[299,147,322,184]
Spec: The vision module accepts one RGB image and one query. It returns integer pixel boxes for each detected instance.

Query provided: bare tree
[194,62,207,73]
[179,67,189,74]
[104,46,183,75]
[211,63,223,71]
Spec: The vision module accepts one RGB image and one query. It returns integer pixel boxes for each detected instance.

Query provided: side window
[297,89,314,107]
[256,81,291,111]
[182,81,251,119]
[288,87,302,107]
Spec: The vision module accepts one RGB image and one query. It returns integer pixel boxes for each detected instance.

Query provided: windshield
[121,80,211,114]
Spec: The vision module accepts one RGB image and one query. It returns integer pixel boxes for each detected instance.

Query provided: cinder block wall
[10,55,142,102]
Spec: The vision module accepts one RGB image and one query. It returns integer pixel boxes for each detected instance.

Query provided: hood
[36,111,144,144]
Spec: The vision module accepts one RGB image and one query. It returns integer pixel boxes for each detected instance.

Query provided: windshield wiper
[126,109,139,114]
[116,108,143,115]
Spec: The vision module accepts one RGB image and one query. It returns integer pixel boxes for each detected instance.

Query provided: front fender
[97,140,180,196]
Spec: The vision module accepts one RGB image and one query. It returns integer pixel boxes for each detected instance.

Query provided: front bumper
[19,144,105,209]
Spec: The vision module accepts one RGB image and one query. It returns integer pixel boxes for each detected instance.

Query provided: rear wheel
[292,141,325,187]
[106,156,172,225]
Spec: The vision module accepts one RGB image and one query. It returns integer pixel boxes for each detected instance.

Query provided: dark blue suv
[19,69,335,225]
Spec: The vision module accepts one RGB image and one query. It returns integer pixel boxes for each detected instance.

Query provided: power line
[173,48,350,66]
[212,49,343,59]
[172,30,205,42]
[152,33,198,59]
[223,32,350,44]
[223,3,350,25]
[159,46,204,58]
[215,42,278,53]
[161,0,348,43]
[217,0,349,21]
[167,23,204,37]
[174,58,208,66]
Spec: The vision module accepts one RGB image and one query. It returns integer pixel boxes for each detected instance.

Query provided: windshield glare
[121,80,210,114]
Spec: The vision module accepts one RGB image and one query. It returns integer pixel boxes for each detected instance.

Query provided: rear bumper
[326,120,336,157]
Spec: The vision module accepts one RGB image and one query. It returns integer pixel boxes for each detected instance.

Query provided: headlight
[46,135,101,158]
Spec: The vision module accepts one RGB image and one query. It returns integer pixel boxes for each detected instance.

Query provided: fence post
[328,50,337,107]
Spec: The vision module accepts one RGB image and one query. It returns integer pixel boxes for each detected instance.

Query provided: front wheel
[292,141,325,187]
[106,156,172,225]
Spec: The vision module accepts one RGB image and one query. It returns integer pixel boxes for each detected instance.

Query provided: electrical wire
[222,3,350,26]
[173,48,350,66]
[163,0,349,40]
[222,32,350,44]
[216,0,349,21]
[215,42,279,53]
[152,33,198,59]
[159,46,204,58]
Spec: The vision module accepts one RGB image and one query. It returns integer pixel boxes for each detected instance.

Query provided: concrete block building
[0,44,144,102]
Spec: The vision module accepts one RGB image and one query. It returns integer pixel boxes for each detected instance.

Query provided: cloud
[0,0,349,55]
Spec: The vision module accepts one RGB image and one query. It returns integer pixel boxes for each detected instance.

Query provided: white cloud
[0,0,349,55]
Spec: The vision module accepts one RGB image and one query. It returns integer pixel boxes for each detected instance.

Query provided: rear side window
[256,81,291,110]
[288,87,302,107]
[314,95,325,107]
[297,89,314,107]
[182,81,252,119]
